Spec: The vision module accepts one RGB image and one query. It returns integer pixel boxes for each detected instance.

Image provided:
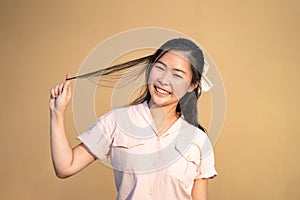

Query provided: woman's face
[148,51,198,108]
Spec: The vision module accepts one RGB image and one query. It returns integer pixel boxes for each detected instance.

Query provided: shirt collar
[140,101,184,137]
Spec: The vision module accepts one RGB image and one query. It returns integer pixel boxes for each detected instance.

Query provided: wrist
[50,109,65,121]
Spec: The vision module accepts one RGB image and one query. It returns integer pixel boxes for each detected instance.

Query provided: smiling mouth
[154,86,171,95]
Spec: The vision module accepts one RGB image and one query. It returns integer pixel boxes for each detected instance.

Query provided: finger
[55,85,60,96]
[63,73,71,96]
[58,83,64,95]
[62,79,71,96]
[66,73,71,80]
[50,88,56,99]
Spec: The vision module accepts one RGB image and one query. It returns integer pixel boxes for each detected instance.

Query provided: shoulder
[180,119,207,138]
[178,120,212,148]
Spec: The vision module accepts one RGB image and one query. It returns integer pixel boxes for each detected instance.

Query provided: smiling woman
[148,51,198,115]
[50,38,217,200]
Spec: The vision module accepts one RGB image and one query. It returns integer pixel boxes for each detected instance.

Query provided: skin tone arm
[49,73,95,178]
[192,178,208,200]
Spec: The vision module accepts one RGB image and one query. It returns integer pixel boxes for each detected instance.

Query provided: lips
[154,85,171,95]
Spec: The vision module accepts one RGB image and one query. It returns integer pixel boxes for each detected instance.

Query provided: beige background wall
[0,0,299,199]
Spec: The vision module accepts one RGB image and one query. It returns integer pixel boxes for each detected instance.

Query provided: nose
[158,70,172,85]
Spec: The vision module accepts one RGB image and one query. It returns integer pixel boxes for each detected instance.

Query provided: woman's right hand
[49,73,72,114]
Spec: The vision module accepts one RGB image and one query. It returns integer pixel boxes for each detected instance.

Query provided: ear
[187,80,199,92]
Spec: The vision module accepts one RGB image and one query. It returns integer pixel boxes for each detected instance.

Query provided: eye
[154,64,164,71]
[174,73,183,79]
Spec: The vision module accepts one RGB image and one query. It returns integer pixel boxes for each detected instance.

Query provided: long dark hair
[67,38,206,132]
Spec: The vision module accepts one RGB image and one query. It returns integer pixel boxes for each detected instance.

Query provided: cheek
[147,69,156,84]
[172,81,191,96]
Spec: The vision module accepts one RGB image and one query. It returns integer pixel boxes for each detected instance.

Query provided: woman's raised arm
[49,73,95,178]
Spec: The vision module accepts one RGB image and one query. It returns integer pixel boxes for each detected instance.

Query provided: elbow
[54,168,73,179]
[55,172,70,179]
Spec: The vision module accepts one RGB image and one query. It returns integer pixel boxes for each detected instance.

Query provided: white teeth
[156,87,169,94]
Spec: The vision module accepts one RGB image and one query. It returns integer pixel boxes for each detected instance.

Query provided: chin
[149,96,178,108]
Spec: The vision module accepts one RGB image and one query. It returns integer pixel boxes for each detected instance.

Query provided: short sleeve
[77,111,116,162]
[195,135,218,179]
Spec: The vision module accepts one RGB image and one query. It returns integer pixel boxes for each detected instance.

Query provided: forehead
[157,51,191,71]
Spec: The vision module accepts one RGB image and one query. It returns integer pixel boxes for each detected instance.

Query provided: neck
[148,102,179,135]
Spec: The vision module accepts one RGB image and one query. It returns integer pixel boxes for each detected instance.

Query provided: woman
[49,38,217,200]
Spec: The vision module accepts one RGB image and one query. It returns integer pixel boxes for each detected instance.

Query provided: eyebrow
[156,61,187,74]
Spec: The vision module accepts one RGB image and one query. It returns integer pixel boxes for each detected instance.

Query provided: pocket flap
[175,142,201,166]
[112,133,144,148]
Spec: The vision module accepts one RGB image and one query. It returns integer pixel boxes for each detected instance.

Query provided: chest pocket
[167,142,201,187]
[110,133,145,172]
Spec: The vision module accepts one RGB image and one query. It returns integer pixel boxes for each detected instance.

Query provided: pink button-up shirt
[78,102,217,200]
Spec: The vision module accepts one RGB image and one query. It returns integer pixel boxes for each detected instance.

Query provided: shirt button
[126,141,131,147]
[149,188,153,196]
[153,160,157,167]
[187,154,192,161]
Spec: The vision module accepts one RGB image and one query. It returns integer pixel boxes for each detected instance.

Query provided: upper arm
[72,143,97,166]
[58,143,96,178]
[192,178,208,200]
